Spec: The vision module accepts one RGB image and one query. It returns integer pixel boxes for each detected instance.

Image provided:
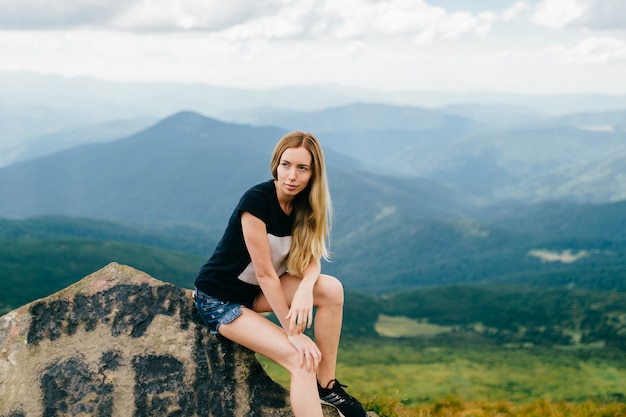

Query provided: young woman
[194,132,366,417]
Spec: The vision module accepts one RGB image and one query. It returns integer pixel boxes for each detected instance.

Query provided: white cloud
[558,36,626,64]
[0,0,525,43]
[582,1,626,30]
[215,1,317,41]
[0,0,288,31]
[502,1,529,21]
[209,0,526,44]
[315,0,514,42]
[111,0,285,32]
[2,0,625,94]
[532,0,586,29]
[0,0,130,29]
[533,0,626,30]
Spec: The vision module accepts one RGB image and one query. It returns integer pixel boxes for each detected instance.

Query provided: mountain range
[1,109,626,300]
[0,111,466,227]
[3,71,626,165]
[4,96,625,204]
[221,103,626,204]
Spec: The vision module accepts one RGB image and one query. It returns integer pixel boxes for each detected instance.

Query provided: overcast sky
[1,0,625,94]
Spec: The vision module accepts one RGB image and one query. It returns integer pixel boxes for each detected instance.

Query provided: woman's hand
[286,283,314,334]
[287,333,322,373]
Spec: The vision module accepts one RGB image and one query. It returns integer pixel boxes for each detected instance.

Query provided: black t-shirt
[194,180,294,306]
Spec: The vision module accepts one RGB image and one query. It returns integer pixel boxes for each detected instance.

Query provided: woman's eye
[298,166,309,172]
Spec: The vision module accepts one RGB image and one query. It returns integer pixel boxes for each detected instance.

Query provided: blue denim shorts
[193,288,244,335]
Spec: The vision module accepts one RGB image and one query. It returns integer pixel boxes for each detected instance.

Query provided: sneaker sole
[320,399,347,417]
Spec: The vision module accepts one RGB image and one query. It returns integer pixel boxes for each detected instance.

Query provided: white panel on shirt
[238,234,292,285]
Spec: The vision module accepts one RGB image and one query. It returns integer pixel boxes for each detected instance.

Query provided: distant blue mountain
[220,103,626,204]
[0,111,466,228]
[221,102,482,133]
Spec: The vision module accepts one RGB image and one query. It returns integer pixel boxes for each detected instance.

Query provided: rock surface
[0,263,354,417]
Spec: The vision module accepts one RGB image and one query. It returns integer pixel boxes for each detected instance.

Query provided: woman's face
[275,146,313,199]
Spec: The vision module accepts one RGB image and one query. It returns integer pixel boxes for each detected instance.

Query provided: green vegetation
[328,214,626,294]
[4,213,626,299]
[0,238,203,314]
[260,283,626,416]
[338,340,626,405]
[259,340,626,416]
[365,396,626,417]
[379,285,626,349]
[0,216,218,314]
[0,216,218,256]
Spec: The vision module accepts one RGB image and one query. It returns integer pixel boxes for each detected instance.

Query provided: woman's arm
[241,211,293,332]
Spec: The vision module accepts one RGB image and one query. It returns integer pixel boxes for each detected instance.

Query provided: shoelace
[322,380,358,404]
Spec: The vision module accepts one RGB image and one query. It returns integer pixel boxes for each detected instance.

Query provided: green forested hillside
[0,238,205,314]
[0,216,219,256]
[338,283,626,351]
[327,214,626,294]
[379,285,626,349]
[3,213,626,307]
[0,216,218,315]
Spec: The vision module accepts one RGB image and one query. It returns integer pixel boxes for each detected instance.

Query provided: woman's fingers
[286,310,299,334]
[303,348,321,372]
[298,312,305,330]
[288,334,322,372]
[299,348,306,369]
[287,308,312,334]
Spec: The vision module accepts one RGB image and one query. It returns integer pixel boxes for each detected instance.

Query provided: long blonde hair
[270,132,332,277]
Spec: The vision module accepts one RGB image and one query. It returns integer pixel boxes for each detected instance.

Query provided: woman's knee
[316,274,344,306]
[280,349,316,375]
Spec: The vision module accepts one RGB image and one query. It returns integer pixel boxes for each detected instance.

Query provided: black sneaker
[318,379,366,417]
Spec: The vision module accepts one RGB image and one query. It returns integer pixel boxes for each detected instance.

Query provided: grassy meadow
[257,322,626,417]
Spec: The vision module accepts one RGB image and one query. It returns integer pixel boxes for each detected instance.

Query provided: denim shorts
[193,289,244,335]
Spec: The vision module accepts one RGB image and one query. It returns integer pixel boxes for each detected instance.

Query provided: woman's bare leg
[218,309,323,417]
[254,273,345,387]
[311,275,344,387]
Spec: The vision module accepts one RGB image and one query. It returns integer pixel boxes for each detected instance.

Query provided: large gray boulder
[0,263,344,417]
